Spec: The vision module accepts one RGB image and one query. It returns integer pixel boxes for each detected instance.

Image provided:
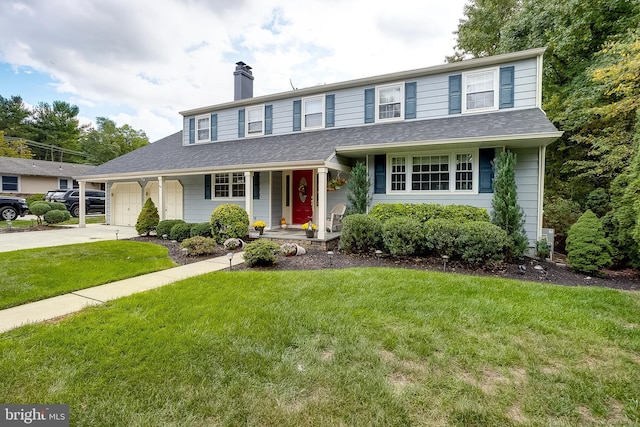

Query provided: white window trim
[195,114,210,143]
[245,105,264,137]
[58,178,69,190]
[386,149,479,195]
[462,67,499,114]
[375,82,404,123]
[302,95,325,130]
[213,172,246,199]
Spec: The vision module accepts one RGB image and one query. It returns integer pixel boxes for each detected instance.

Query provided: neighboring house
[0,156,102,195]
[77,48,562,246]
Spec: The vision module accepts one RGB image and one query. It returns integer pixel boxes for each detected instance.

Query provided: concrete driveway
[0,223,139,253]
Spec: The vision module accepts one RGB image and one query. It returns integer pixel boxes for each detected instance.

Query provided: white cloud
[0,0,466,141]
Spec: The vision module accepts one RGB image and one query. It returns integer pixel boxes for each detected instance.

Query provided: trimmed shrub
[180,236,217,256]
[369,203,489,224]
[43,209,71,224]
[210,204,249,244]
[423,219,461,256]
[48,201,67,212]
[190,222,213,238]
[243,239,281,267]
[566,210,613,275]
[382,217,423,256]
[29,201,52,224]
[456,221,508,265]
[339,214,383,254]
[26,194,44,207]
[156,219,185,238]
[136,198,160,236]
[169,222,194,242]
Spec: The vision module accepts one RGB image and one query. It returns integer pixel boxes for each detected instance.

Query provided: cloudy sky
[0,0,468,141]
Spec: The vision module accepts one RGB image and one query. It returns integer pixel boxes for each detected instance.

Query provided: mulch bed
[130,236,640,291]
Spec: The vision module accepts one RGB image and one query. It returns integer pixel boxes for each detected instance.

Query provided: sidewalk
[0,254,244,333]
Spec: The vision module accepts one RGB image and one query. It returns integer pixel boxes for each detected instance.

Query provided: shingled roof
[79,108,561,180]
[0,156,96,178]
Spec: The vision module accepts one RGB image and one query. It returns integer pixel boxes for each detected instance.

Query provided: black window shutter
[499,66,515,109]
[238,108,245,138]
[204,174,211,199]
[189,118,195,144]
[449,75,462,114]
[374,155,386,194]
[210,113,217,141]
[364,88,375,123]
[253,172,260,199]
[405,82,416,119]
[479,148,495,193]
[293,100,301,131]
[325,94,335,128]
[265,105,273,135]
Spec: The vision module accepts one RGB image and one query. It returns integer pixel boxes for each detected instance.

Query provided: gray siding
[181,174,246,223]
[270,171,283,228]
[182,58,540,145]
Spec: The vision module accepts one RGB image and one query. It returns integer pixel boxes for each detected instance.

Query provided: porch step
[257,230,341,251]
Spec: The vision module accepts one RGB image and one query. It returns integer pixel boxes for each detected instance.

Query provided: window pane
[379,87,401,104]
[214,173,229,197]
[2,176,18,192]
[411,156,449,191]
[304,98,322,114]
[456,153,473,190]
[248,121,262,133]
[378,86,402,120]
[247,108,263,134]
[391,157,406,191]
[305,113,322,128]
[465,71,495,110]
[232,173,245,197]
[197,117,210,141]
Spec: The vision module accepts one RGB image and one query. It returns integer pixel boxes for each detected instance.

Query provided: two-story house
[76,47,561,245]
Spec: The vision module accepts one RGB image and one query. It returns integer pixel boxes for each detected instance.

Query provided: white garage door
[111,182,142,226]
[145,180,183,220]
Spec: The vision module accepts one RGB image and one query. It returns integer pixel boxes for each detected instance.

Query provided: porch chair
[326,203,347,232]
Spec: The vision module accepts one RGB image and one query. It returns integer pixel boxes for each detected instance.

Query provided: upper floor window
[303,96,324,129]
[196,115,210,142]
[1,175,18,192]
[246,106,264,136]
[463,68,498,113]
[376,83,404,121]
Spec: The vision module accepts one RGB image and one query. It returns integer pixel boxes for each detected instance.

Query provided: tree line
[450,0,640,266]
[0,95,149,165]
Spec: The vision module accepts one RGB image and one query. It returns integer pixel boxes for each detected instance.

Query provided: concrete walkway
[0,254,245,333]
[0,223,245,333]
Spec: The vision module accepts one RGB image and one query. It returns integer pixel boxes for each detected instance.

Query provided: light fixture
[162,234,168,240]
[442,255,449,271]
[327,250,334,268]
[375,249,382,266]
[182,248,189,256]
[115,229,119,240]
[6,220,12,230]
[227,252,234,271]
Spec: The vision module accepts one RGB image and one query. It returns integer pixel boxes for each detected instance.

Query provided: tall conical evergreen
[136,197,160,236]
[491,150,528,260]
[346,161,371,214]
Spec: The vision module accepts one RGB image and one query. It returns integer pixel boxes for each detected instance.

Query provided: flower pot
[256,227,264,235]
[281,224,288,229]
[305,229,315,238]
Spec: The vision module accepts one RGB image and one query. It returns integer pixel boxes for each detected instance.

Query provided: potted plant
[252,220,267,235]
[280,217,288,229]
[301,221,317,238]
[328,175,347,191]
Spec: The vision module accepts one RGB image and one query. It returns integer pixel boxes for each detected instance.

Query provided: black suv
[52,189,105,217]
[0,196,29,221]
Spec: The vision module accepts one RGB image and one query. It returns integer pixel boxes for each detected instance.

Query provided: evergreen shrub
[180,236,217,256]
[210,204,249,244]
[339,214,383,254]
[382,217,423,256]
[369,203,489,224]
[156,220,185,238]
[43,209,70,224]
[423,219,461,256]
[456,221,508,265]
[169,222,194,242]
[243,239,281,267]
[190,222,213,238]
[135,198,159,236]
[566,210,613,275]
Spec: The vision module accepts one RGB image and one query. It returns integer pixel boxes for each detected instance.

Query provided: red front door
[292,170,313,224]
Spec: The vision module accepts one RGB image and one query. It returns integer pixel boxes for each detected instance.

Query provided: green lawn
[0,241,176,309]
[1,269,638,426]
[0,215,106,229]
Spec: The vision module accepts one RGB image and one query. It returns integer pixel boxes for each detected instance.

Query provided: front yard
[1,268,638,426]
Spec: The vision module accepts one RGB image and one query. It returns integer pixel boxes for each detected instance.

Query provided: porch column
[158,176,165,221]
[78,181,86,228]
[317,167,328,240]
[245,171,253,222]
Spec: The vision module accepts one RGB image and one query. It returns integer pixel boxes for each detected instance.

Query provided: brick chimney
[233,61,254,100]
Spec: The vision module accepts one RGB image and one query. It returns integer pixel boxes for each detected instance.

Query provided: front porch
[256,227,342,251]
